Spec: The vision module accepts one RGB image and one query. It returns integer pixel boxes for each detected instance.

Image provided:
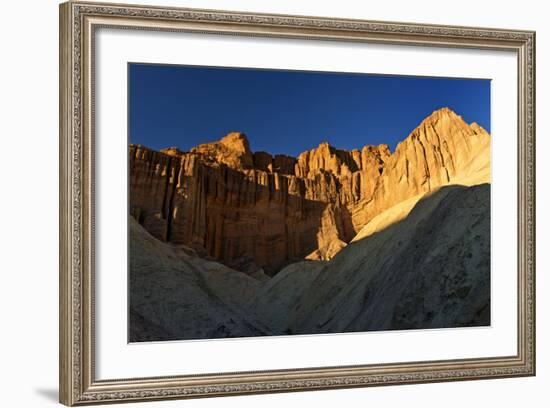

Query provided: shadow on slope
[130,183,490,341]
[276,183,491,334]
[129,216,272,342]
[131,158,354,276]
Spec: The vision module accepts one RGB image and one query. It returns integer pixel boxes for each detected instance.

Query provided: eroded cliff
[130,183,491,341]
[129,107,490,274]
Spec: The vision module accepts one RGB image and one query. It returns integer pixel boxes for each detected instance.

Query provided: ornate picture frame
[59,1,535,405]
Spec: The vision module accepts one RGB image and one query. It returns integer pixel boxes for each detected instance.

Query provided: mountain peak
[421,108,491,141]
[423,106,461,123]
[160,146,185,157]
[191,131,254,169]
[220,131,251,151]
[130,107,490,276]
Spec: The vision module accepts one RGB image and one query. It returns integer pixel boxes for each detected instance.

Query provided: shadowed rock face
[267,184,491,334]
[129,107,489,275]
[129,217,271,342]
[129,107,491,342]
[130,183,490,341]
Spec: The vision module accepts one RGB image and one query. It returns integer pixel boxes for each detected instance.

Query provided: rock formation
[130,184,490,341]
[129,107,490,275]
[247,184,491,334]
[129,216,270,341]
[129,107,492,341]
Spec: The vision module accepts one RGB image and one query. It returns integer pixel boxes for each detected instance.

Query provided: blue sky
[129,63,490,156]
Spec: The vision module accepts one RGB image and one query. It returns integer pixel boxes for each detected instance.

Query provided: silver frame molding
[59,1,536,405]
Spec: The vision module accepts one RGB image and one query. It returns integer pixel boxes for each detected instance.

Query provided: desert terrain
[128,107,491,341]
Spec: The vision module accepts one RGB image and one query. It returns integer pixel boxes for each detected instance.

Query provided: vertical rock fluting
[129,108,490,274]
[347,107,490,230]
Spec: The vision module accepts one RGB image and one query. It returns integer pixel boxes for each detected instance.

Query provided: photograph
[128,64,492,342]
[56,2,536,404]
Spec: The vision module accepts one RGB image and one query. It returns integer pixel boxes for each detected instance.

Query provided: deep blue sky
[129,63,490,156]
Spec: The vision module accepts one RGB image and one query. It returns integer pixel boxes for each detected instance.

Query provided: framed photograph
[59,1,536,405]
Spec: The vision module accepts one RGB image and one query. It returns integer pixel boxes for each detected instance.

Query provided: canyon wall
[129,107,490,274]
[130,183,491,341]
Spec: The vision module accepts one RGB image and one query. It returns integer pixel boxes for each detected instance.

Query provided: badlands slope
[129,107,491,341]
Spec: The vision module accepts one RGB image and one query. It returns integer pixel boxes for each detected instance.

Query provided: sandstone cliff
[130,107,490,275]
[247,184,490,334]
[130,184,490,341]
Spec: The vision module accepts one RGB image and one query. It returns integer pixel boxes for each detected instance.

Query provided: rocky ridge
[130,107,490,275]
[130,183,491,341]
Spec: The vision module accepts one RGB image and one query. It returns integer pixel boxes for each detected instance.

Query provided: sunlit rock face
[130,183,491,341]
[129,107,491,342]
[129,107,490,275]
